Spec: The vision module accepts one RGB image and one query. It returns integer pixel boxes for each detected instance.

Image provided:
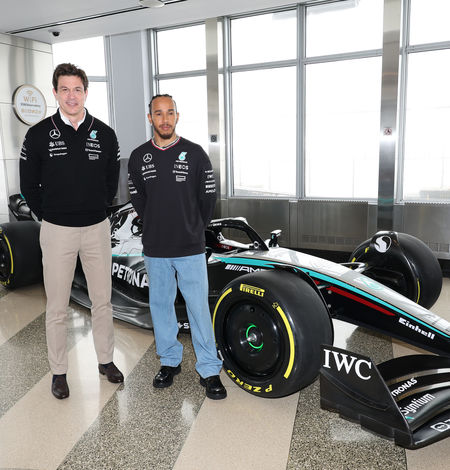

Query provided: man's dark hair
[148,94,177,115]
[52,63,89,91]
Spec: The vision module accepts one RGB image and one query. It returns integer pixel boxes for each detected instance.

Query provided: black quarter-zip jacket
[128,137,217,258]
[20,110,120,227]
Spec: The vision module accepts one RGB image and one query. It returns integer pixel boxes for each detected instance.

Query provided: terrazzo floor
[0,279,449,470]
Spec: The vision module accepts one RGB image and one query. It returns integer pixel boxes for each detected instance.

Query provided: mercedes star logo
[143,153,153,163]
[49,128,61,139]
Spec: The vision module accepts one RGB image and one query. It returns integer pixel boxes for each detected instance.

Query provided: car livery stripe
[301,269,450,337]
[112,254,143,257]
[213,256,450,339]
[327,286,395,316]
[212,288,232,332]
[274,304,295,379]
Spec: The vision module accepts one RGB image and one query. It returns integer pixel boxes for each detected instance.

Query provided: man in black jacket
[128,94,226,399]
[20,63,124,399]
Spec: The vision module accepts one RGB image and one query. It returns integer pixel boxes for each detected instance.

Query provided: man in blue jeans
[128,94,226,399]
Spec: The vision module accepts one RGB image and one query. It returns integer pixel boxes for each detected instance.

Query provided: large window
[155,25,208,152]
[52,37,110,125]
[409,0,450,46]
[306,0,384,57]
[230,10,297,197]
[304,0,383,199]
[401,0,450,201]
[152,0,450,206]
[232,67,297,197]
[305,58,381,198]
[158,76,208,151]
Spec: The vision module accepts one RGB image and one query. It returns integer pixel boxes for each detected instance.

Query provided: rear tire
[213,270,333,398]
[0,221,42,288]
[350,232,442,309]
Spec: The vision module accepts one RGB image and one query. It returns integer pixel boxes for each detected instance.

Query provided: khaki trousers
[40,219,114,374]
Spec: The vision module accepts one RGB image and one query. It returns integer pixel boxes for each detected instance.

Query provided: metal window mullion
[148,29,157,98]
[228,4,299,21]
[396,0,411,204]
[298,3,306,200]
[155,69,207,80]
[304,48,383,65]
[155,20,205,33]
[103,35,115,129]
[224,17,233,198]
[151,28,160,94]
[229,59,297,74]
[407,40,450,54]
[87,75,108,82]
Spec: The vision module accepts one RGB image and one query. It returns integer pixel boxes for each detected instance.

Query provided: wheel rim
[0,236,12,283]
[222,300,284,378]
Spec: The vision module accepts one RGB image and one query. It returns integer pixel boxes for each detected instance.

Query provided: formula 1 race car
[1,194,450,448]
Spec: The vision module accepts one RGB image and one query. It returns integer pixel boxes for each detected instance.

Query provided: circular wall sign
[12,85,47,126]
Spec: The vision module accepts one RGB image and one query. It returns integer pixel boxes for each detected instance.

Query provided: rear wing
[319,345,450,449]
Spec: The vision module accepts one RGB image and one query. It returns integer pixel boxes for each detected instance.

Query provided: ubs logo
[49,128,61,139]
[143,153,152,163]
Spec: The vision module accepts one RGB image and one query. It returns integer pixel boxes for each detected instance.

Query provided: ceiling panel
[0,0,296,44]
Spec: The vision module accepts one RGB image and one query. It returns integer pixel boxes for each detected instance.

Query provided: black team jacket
[128,136,217,258]
[19,109,120,227]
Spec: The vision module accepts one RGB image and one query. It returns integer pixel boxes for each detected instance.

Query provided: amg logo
[225,264,261,273]
[323,349,372,380]
[399,318,435,340]
[112,262,148,288]
[400,393,435,415]
[391,377,418,397]
[240,284,265,297]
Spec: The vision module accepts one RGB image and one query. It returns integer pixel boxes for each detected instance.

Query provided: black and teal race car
[1,194,450,448]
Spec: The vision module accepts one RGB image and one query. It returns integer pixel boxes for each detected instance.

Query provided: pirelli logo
[240,284,265,297]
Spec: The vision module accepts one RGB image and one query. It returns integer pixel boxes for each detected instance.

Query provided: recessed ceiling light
[139,0,165,8]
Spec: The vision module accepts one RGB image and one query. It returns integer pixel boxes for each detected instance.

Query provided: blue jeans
[144,253,222,378]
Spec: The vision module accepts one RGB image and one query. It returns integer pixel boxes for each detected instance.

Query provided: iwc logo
[49,128,61,139]
[143,153,152,163]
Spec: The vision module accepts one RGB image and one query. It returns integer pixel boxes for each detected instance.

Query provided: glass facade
[62,0,450,205]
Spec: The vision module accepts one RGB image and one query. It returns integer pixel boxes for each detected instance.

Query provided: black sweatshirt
[20,110,120,227]
[128,137,217,258]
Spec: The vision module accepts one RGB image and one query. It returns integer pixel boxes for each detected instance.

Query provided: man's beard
[154,126,175,140]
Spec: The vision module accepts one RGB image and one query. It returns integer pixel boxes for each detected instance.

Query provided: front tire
[0,221,42,288]
[213,270,333,398]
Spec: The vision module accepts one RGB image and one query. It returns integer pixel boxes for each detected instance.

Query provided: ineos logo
[49,128,61,139]
[143,153,152,163]
[323,349,372,380]
[374,235,392,253]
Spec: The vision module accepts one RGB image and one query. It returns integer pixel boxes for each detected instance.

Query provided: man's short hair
[148,94,177,115]
[52,63,89,91]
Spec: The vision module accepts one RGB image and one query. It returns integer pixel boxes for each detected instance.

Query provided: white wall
[0,33,55,222]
